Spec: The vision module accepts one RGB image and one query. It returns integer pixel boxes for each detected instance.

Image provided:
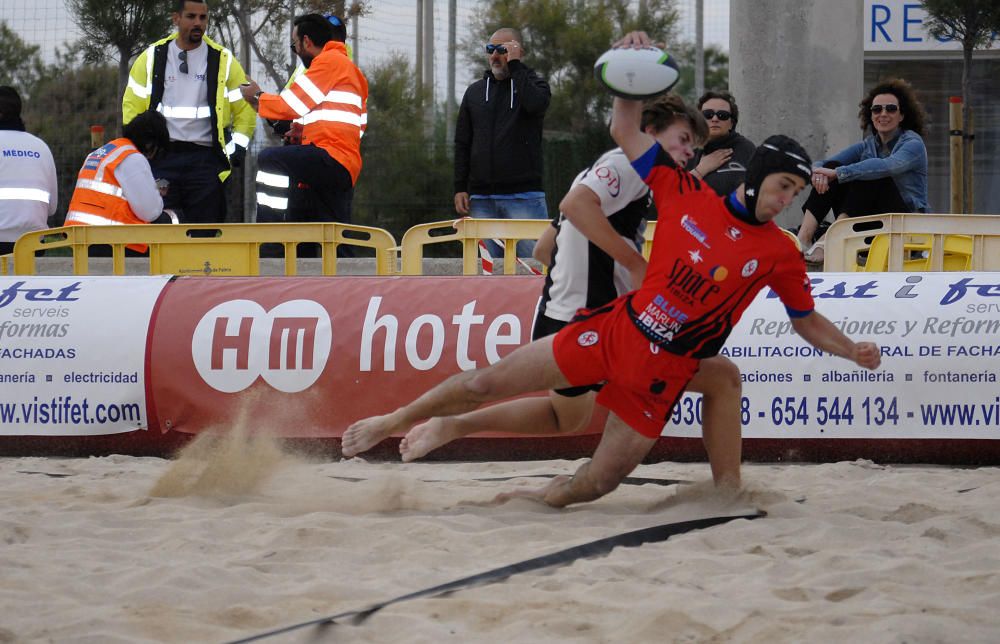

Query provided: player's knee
[700,357,742,397]
[464,368,499,400]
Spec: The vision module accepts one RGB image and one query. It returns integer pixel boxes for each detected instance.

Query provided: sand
[0,430,998,643]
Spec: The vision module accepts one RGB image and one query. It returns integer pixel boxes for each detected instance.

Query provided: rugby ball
[594,46,680,99]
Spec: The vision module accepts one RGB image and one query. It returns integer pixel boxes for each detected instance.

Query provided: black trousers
[802,161,909,225]
[256,144,355,258]
[151,143,229,224]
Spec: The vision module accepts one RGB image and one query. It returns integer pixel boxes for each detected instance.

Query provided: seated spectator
[0,86,58,255]
[65,110,174,254]
[687,90,755,196]
[798,78,928,264]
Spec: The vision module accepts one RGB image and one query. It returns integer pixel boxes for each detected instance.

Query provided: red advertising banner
[146,275,571,438]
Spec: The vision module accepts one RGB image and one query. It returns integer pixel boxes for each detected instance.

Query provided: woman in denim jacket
[797,78,928,263]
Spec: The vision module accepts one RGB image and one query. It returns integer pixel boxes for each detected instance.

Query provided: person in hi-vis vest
[240,12,367,255]
[122,0,256,223]
[66,111,176,255]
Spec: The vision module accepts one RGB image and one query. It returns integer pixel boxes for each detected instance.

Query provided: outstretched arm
[608,32,657,161]
[791,312,881,369]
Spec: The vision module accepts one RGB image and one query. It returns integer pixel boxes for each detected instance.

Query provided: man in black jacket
[453,27,551,257]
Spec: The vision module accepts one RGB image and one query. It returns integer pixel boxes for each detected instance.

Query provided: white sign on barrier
[865,0,1000,53]
[666,272,1000,439]
[0,276,171,436]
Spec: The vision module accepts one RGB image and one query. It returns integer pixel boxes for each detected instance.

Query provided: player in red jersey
[342,33,881,508]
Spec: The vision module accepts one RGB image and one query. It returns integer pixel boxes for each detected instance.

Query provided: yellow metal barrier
[823,213,1000,272]
[7,223,398,276]
[399,218,550,275]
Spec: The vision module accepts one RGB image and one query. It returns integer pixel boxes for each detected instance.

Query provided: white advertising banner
[666,272,1000,439]
[0,276,171,436]
[865,0,1000,53]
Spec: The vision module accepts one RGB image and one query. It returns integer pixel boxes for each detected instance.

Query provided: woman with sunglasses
[687,90,756,197]
[798,78,928,264]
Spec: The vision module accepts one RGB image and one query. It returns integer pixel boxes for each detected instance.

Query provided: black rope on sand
[330,473,689,487]
[226,509,764,643]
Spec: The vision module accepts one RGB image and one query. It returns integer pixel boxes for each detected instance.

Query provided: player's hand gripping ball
[594,46,680,99]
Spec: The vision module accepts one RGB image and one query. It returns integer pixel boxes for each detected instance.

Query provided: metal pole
[416,0,424,96]
[446,0,456,146]
[949,96,963,214]
[695,0,704,98]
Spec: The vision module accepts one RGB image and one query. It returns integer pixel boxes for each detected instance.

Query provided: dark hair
[325,14,347,42]
[0,86,22,120]
[294,13,335,48]
[641,93,709,146]
[859,77,927,137]
[697,89,739,127]
[174,0,207,13]
[123,110,170,159]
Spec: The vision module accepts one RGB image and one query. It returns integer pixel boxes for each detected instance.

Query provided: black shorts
[532,310,602,398]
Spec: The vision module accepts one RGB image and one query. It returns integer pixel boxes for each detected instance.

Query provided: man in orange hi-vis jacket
[240,13,367,240]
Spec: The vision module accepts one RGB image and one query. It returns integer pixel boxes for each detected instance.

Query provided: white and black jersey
[538,148,654,322]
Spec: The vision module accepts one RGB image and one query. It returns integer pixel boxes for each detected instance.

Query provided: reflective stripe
[75,178,124,198]
[360,112,368,125]
[227,87,244,103]
[127,76,150,99]
[158,105,212,119]
[279,88,310,117]
[231,132,250,148]
[225,140,235,155]
[295,75,326,104]
[65,211,125,226]
[256,171,290,188]
[0,187,50,203]
[94,144,138,182]
[300,109,364,127]
[325,90,363,108]
[256,193,288,210]
[223,50,233,81]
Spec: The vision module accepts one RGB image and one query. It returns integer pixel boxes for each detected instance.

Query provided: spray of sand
[149,392,303,499]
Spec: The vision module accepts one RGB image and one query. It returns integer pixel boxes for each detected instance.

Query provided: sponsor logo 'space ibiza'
[192,299,331,393]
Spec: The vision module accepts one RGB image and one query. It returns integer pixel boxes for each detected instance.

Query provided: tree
[354,53,453,240]
[0,21,48,98]
[921,0,1000,212]
[65,0,172,99]
[25,49,120,226]
[670,43,729,104]
[212,0,290,88]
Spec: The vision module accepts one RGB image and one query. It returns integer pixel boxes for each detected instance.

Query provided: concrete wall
[730,0,864,227]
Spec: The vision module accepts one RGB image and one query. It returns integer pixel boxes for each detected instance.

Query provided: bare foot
[400,418,458,462]
[341,413,405,458]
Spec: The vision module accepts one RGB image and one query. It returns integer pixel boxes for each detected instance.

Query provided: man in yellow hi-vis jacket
[122,0,256,223]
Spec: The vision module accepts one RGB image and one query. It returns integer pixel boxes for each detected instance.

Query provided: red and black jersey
[628,143,814,359]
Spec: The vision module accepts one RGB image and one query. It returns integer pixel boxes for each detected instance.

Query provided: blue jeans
[469,194,548,257]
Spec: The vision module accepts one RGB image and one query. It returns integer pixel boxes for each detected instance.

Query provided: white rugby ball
[594,46,680,99]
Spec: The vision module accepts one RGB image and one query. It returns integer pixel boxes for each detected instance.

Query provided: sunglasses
[485,44,508,55]
[178,49,188,74]
[326,15,343,27]
[870,104,899,114]
[701,109,732,121]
